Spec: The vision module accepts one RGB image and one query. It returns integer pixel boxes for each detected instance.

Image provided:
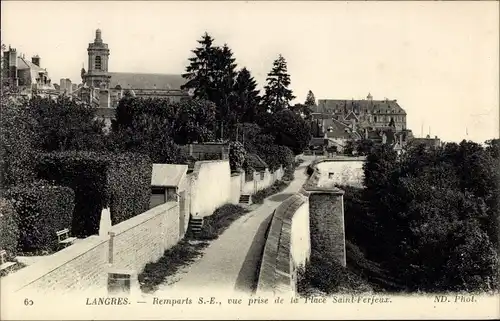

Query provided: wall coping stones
[256,193,308,295]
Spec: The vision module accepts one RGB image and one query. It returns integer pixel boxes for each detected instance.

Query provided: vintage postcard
[1,0,499,320]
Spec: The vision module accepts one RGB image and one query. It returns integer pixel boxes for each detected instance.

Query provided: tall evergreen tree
[181,32,217,100]
[233,67,261,123]
[305,90,316,107]
[262,54,295,113]
[212,44,238,133]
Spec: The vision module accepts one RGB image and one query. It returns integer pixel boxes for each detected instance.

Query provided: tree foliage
[232,67,261,124]
[269,109,311,155]
[262,54,295,113]
[27,96,106,152]
[348,140,500,292]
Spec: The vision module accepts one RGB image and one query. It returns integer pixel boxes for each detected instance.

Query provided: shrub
[5,181,75,252]
[36,152,109,237]
[107,153,152,226]
[0,98,37,188]
[36,151,152,237]
[298,249,373,294]
[0,198,20,257]
[229,141,246,171]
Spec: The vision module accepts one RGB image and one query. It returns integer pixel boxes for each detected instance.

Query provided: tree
[212,44,238,139]
[181,32,218,101]
[232,67,261,123]
[262,54,295,113]
[269,109,311,155]
[111,96,186,164]
[28,96,106,152]
[305,90,316,107]
[173,99,217,144]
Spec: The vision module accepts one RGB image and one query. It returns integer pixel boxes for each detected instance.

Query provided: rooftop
[109,72,185,91]
[316,98,406,115]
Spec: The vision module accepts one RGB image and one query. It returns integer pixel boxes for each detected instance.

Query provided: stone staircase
[187,215,204,238]
[238,194,252,205]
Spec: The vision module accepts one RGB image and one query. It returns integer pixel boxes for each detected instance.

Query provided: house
[150,164,189,209]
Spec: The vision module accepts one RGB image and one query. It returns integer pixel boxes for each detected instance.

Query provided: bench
[56,228,77,248]
[0,249,16,271]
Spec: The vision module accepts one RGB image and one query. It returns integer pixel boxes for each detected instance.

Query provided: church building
[77,29,190,128]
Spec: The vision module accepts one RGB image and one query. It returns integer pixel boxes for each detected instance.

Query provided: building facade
[77,29,191,129]
[2,46,57,98]
[315,93,407,132]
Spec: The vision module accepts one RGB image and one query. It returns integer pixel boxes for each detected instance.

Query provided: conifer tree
[181,32,217,100]
[305,90,316,107]
[262,54,295,113]
[233,67,261,123]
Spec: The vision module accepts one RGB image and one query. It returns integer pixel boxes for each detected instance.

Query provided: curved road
[153,161,311,296]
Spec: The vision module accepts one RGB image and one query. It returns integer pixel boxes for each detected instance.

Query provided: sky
[2,1,498,143]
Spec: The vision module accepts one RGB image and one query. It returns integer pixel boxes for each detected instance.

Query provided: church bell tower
[84,29,111,89]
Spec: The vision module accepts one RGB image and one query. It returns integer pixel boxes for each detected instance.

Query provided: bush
[229,141,246,171]
[298,249,373,295]
[0,98,37,188]
[0,198,20,257]
[5,181,75,252]
[36,151,152,237]
[108,153,152,226]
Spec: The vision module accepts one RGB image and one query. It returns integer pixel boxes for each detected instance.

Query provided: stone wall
[256,193,310,295]
[3,202,180,295]
[315,157,365,188]
[109,202,180,272]
[189,160,232,217]
[308,190,346,267]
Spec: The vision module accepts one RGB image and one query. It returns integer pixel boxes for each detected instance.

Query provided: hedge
[5,181,75,252]
[0,198,20,257]
[36,151,152,237]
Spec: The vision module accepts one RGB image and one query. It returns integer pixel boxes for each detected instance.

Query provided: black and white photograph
[1,1,499,319]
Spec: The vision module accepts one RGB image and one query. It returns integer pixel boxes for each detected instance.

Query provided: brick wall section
[2,235,109,295]
[109,202,179,272]
[256,193,309,295]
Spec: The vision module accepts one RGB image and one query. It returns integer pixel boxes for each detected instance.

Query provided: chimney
[31,55,40,67]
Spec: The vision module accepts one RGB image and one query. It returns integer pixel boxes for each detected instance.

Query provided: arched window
[95,56,102,70]
[374,116,378,122]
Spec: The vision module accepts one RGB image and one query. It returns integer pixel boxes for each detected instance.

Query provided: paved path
[153,162,311,296]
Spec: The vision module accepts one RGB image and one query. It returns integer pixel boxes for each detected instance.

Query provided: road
[153,161,311,296]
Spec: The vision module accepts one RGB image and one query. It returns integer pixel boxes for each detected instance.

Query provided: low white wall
[316,158,365,187]
[190,160,232,217]
[290,201,310,270]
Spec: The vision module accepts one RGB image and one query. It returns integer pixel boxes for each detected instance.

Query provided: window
[95,56,102,70]
[260,171,265,180]
[328,172,334,179]
[374,116,378,122]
